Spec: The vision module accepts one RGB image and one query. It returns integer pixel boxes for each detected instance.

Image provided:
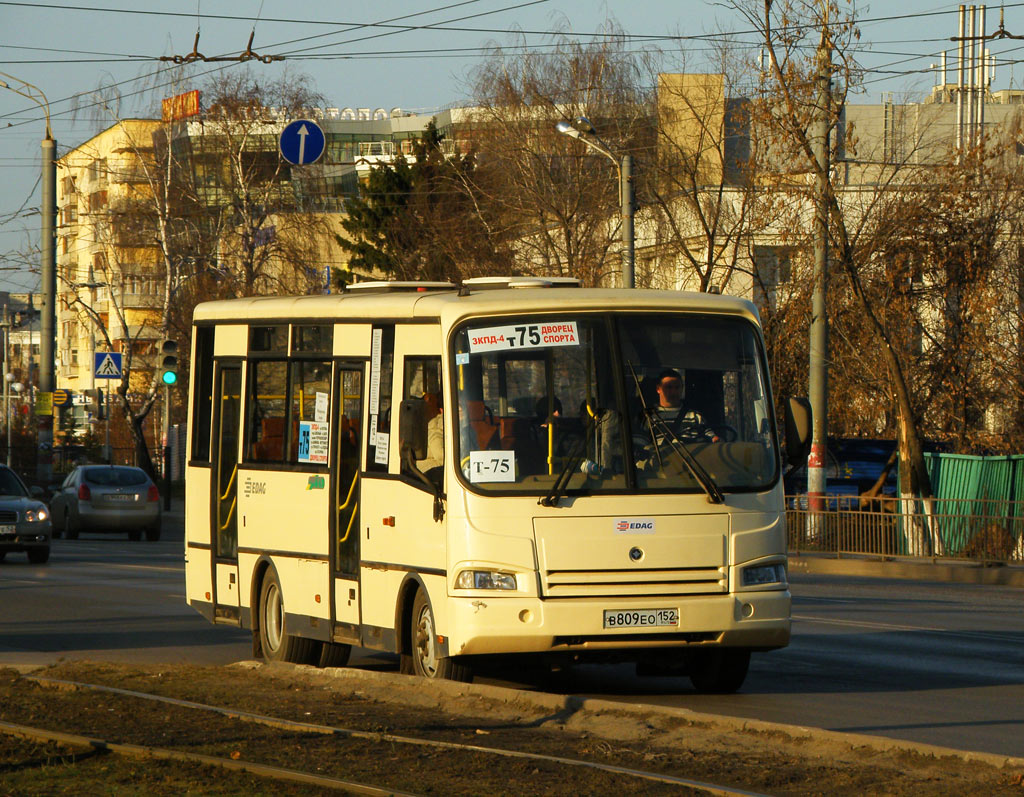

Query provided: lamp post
[6,374,24,468]
[0,71,56,483]
[556,116,635,289]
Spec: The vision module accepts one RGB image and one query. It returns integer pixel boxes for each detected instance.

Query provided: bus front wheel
[258,569,321,665]
[688,648,750,694]
[410,589,472,682]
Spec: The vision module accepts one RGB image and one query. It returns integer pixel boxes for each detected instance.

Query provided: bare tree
[183,69,333,298]
[463,26,649,286]
[639,55,764,293]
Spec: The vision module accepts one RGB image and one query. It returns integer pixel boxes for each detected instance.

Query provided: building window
[88,190,108,212]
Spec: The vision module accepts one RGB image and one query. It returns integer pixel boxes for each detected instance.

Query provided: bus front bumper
[447,588,791,657]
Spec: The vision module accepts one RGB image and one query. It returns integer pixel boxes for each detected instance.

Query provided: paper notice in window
[374,432,389,466]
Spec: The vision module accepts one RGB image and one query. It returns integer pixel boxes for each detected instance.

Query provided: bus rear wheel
[410,589,471,682]
[258,569,321,665]
[688,648,750,694]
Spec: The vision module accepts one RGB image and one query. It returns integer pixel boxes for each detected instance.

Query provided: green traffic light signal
[159,338,179,386]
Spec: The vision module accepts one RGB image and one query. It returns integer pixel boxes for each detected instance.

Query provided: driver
[652,369,718,443]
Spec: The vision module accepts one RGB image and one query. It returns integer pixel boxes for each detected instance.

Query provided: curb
[260,661,1024,772]
[788,554,1024,586]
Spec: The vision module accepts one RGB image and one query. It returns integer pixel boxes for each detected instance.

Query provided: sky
[0,0,1016,294]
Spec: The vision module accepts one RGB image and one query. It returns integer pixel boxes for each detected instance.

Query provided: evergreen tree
[336,121,509,285]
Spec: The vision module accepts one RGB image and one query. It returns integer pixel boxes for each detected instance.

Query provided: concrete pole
[979,6,987,143]
[807,25,831,518]
[957,5,966,151]
[968,6,976,147]
[2,306,8,468]
[621,154,635,289]
[38,133,56,483]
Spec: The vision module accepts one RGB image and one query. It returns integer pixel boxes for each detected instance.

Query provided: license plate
[0,524,14,535]
[106,494,134,502]
[603,608,679,629]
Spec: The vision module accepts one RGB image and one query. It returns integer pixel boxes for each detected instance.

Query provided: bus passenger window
[402,357,443,485]
[248,361,288,462]
[289,361,332,463]
[366,326,394,473]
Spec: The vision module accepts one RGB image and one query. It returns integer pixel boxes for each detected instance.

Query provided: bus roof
[191,286,762,328]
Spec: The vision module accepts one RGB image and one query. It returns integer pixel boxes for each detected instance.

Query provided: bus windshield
[452,312,778,495]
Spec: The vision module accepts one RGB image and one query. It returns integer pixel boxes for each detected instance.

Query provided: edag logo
[614,518,656,534]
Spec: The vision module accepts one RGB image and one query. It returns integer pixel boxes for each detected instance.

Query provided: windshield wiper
[645,412,724,504]
[538,415,596,508]
[629,362,724,504]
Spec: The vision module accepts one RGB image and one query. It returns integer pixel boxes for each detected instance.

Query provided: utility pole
[1,306,8,467]
[621,154,635,289]
[0,72,55,483]
[807,14,831,518]
[39,123,56,483]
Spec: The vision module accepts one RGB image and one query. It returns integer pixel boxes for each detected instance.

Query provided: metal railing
[787,495,1024,563]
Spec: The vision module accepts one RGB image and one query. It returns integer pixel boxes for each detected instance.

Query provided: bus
[184,277,810,692]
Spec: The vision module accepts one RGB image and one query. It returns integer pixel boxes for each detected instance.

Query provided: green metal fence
[788,494,1024,563]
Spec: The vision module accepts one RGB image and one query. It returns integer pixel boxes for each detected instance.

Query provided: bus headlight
[455,570,517,590]
[741,563,786,587]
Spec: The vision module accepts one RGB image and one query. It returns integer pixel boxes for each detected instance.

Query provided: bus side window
[247,361,288,462]
[366,326,395,473]
[288,360,332,463]
[401,356,443,486]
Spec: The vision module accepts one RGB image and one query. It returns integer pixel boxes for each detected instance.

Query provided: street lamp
[0,71,56,482]
[556,116,635,288]
[6,374,24,468]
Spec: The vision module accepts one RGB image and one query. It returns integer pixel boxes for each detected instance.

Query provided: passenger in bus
[416,392,444,482]
[534,396,562,428]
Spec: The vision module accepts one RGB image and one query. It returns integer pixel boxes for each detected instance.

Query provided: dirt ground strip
[0,661,1022,796]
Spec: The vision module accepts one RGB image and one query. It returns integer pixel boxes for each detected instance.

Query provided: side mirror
[784,396,812,468]
[30,485,45,499]
[398,398,428,461]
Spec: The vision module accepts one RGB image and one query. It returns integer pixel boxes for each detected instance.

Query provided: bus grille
[542,567,727,598]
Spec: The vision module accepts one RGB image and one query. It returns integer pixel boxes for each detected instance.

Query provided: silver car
[50,465,162,541]
[0,465,52,564]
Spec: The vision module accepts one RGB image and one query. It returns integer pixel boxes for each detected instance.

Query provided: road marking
[792,614,941,632]
[792,614,1017,642]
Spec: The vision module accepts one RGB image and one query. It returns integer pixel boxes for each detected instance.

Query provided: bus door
[211,362,242,622]
[331,363,363,638]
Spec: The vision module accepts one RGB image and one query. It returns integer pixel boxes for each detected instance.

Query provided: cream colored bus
[184,278,809,692]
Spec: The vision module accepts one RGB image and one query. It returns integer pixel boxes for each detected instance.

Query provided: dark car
[0,464,52,564]
[50,465,161,541]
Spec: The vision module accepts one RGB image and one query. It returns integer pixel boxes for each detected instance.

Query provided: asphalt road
[1,528,1021,758]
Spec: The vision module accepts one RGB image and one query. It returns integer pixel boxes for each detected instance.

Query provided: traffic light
[85,387,104,420]
[159,339,179,386]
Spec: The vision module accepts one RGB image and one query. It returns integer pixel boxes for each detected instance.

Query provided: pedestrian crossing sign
[94,351,122,379]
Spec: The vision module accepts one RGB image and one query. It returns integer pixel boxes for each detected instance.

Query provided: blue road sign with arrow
[279,119,326,166]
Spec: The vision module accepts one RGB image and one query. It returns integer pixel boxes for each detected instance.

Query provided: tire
[0,551,6,562]
[145,523,161,542]
[128,529,142,542]
[257,569,321,665]
[688,649,750,694]
[318,641,352,668]
[410,589,472,682]
[27,547,50,564]
[65,512,79,540]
